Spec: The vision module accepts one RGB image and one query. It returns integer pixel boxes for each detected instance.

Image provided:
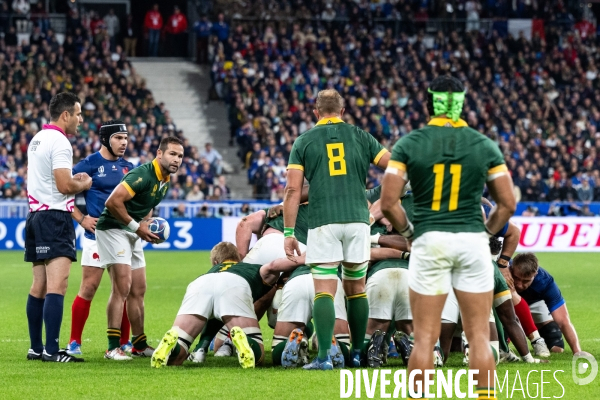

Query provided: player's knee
[538,321,564,350]
[311,263,339,280]
[342,262,368,283]
[80,282,99,300]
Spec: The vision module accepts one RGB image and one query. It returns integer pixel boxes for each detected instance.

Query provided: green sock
[272,341,285,366]
[132,333,148,350]
[305,320,314,339]
[107,328,121,350]
[193,319,224,352]
[314,292,335,360]
[171,342,181,359]
[247,337,263,365]
[385,322,396,346]
[347,293,369,353]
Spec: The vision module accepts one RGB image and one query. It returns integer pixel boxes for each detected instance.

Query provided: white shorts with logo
[243,233,307,265]
[529,301,554,324]
[409,231,494,295]
[277,274,347,323]
[366,268,411,321]
[305,223,370,264]
[177,273,256,320]
[442,290,495,324]
[81,236,103,268]
[96,229,146,270]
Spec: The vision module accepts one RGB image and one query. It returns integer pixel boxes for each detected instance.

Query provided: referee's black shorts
[24,210,77,263]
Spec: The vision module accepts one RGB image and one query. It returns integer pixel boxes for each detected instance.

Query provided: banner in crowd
[1,217,599,252]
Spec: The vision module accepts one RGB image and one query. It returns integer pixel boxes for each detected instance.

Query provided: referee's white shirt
[27,124,75,212]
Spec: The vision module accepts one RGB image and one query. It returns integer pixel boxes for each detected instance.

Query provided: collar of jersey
[43,123,67,137]
[152,159,170,182]
[316,117,344,126]
[427,117,468,128]
[222,260,238,264]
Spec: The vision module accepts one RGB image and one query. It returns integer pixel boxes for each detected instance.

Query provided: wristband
[399,221,414,239]
[283,227,295,238]
[78,215,85,225]
[522,353,535,363]
[127,219,140,232]
[401,251,410,260]
[499,255,511,262]
[370,233,381,244]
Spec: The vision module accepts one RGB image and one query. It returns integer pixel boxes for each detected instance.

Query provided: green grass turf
[0,251,598,399]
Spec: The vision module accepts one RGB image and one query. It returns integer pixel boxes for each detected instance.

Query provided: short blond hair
[210,242,240,265]
[316,89,344,115]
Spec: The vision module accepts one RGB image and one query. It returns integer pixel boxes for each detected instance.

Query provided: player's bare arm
[71,204,98,233]
[499,222,520,289]
[380,172,412,239]
[485,174,517,235]
[369,247,405,262]
[376,234,409,251]
[282,168,304,260]
[236,210,267,259]
[54,168,92,195]
[260,255,306,284]
[105,184,158,243]
[550,304,583,354]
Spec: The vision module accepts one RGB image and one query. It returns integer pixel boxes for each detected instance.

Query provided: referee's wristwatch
[497,255,511,268]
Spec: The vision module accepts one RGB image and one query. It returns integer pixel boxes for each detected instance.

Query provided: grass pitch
[0,251,598,399]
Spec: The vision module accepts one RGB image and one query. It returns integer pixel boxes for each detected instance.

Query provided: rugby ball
[147,217,170,243]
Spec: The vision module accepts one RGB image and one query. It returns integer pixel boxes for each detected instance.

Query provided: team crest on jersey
[97,166,106,177]
[151,184,158,196]
[134,177,143,185]
[112,165,117,171]
[122,167,129,174]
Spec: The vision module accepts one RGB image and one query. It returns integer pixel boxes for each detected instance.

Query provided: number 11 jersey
[389,117,507,240]
[287,117,386,229]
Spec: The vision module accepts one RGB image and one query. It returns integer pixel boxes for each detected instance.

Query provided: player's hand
[575,351,592,358]
[267,204,283,219]
[500,267,515,290]
[74,172,93,190]
[284,236,301,262]
[136,220,160,243]
[80,215,98,233]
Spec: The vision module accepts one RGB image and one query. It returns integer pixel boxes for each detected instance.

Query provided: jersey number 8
[326,143,347,176]
[432,163,462,211]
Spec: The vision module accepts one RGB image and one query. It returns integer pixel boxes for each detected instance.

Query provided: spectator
[172,203,187,218]
[31,2,49,33]
[123,14,138,57]
[193,15,212,64]
[522,206,540,217]
[198,160,214,186]
[12,0,29,32]
[103,8,120,48]
[144,3,163,56]
[195,204,210,218]
[215,175,231,199]
[560,180,578,202]
[577,180,594,202]
[165,5,188,57]
[579,205,596,217]
[200,142,222,175]
[239,203,251,216]
[211,13,229,42]
[207,186,224,200]
[185,184,204,201]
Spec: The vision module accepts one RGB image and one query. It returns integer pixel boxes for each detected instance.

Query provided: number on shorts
[431,163,462,211]
[326,143,347,176]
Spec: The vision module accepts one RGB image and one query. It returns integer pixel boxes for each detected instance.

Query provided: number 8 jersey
[389,117,507,239]
[287,117,386,229]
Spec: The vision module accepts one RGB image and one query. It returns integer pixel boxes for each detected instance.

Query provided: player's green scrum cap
[427,75,466,122]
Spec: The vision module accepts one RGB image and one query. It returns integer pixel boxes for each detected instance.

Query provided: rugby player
[381,75,515,398]
[151,242,301,369]
[510,253,590,357]
[284,89,390,370]
[67,121,134,356]
[96,136,184,360]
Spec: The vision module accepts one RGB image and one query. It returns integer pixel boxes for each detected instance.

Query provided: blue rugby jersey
[73,152,134,240]
[519,267,566,313]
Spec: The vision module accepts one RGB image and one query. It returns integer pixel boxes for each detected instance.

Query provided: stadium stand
[211,0,600,204]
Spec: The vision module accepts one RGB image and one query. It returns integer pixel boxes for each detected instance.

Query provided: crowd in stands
[0,2,229,209]
[208,0,600,210]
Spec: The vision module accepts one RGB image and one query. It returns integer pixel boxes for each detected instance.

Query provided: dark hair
[426,75,464,116]
[159,136,184,152]
[49,92,81,121]
[512,252,539,276]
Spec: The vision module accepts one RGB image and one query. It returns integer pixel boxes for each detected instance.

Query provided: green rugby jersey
[206,261,273,301]
[366,185,382,204]
[265,203,310,244]
[493,261,510,297]
[367,258,409,280]
[97,159,171,232]
[369,193,414,235]
[288,117,387,229]
[389,117,507,239]
[287,264,311,281]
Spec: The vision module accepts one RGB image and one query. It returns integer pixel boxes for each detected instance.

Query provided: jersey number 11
[432,164,462,211]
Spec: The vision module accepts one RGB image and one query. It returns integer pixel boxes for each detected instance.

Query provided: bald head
[316,89,344,116]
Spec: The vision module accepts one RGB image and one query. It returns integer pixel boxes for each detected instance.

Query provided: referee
[25,92,92,362]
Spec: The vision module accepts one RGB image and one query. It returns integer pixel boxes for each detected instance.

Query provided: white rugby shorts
[243,233,307,265]
[305,222,370,264]
[81,235,103,268]
[366,268,411,321]
[96,229,146,270]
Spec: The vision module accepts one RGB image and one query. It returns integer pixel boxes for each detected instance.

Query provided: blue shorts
[24,210,76,263]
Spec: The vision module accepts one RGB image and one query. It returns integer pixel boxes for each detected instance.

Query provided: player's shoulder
[118,157,135,170]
